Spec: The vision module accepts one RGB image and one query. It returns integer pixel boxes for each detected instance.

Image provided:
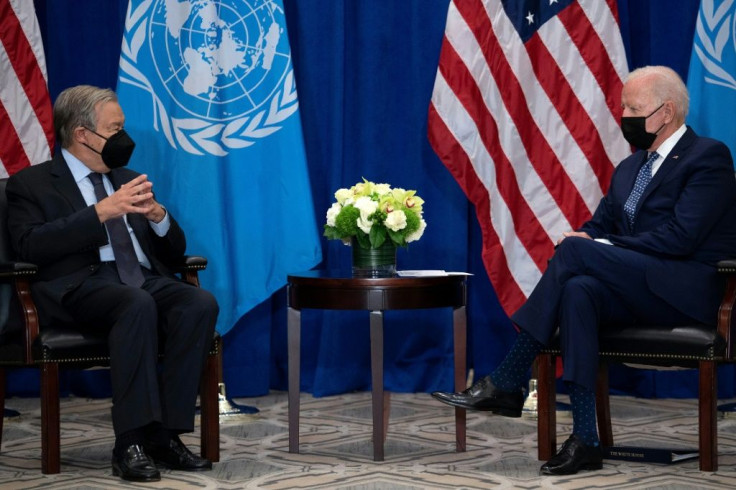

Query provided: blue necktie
[88,173,145,287]
[623,152,659,228]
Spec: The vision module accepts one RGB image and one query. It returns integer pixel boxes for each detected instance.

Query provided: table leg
[369,310,384,461]
[383,392,391,443]
[288,306,301,453]
[453,305,467,452]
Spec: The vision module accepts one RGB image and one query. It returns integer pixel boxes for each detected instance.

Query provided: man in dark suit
[432,66,736,475]
[6,85,219,482]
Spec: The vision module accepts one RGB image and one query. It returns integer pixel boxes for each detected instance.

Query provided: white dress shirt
[62,148,170,269]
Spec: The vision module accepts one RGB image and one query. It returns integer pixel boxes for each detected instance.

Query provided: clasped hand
[94,174,165,224]
[556,231,591,246]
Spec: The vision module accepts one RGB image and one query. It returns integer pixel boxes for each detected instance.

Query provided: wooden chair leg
[698,360,717,471]
[595,362,613,447]
[200,342,220,463]
[537,353,556,461]
[382,391,391,443]
[0,368,5,452]
[40,362,60,474]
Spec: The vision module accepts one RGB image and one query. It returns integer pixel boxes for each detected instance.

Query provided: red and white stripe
[0,0,53,177]
[428,0,630,315]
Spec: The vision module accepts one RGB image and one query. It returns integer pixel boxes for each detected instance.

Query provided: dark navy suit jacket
[5,152,187,324]
[579,127,736,326]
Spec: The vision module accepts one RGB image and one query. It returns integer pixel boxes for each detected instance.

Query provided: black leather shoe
[430,375,523,416]
[540,434,603,475]
[111,444,161,482]
[146,436,213,471]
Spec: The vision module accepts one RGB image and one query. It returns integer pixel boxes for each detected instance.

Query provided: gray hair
[626,66,689,122]
[54,85,118,148]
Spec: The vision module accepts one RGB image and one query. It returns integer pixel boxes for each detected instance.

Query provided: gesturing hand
[135,180,167,223]
[94,174,155,223]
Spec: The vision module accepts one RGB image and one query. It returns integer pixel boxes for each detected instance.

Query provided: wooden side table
[287,270,468,461]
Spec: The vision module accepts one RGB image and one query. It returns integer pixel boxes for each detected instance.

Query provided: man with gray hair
[433,66,736,474]
[6,85,219,482]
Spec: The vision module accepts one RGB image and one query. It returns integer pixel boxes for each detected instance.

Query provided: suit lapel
[636,127,697,212]
[50,153,88,212]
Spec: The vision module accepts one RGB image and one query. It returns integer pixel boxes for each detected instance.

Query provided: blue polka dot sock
[489,329,543,392]
[567,381,600,447]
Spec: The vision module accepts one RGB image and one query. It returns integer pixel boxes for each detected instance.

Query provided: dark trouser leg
[512,236,695,391]
[62,265,218,436]
[142,274,218,432]
[558,275,633,391]
[63,265,161,436]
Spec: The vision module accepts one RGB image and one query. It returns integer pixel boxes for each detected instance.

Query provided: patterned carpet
[0,390,735,489]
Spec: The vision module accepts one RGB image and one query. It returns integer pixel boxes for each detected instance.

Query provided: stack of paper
[396,270,472,277]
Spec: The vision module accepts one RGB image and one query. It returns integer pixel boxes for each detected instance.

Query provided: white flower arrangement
[324,178,427,248]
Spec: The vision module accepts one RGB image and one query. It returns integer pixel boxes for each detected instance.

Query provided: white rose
[354,196,378,234]
[334,188,352,204]
[326,202,342,227]
[384,210,407,232]
[353,196,378,216]
[406,218,427,243]
[357,215,373,234]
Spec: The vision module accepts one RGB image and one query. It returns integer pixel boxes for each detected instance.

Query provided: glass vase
[351,238,397,278]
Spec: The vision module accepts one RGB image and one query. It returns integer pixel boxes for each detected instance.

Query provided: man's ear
[73,126,88,145]
[665,101,675,123]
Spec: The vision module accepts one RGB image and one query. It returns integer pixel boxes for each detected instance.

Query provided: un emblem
[693,0,736,91]
[119,0,299,156]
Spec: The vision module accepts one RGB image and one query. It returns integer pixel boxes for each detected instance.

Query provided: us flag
[0,0,53,177]
[428,0,630,315]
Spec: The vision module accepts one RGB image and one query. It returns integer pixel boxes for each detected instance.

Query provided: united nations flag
[686,0,736,162]
[116,0,321,334]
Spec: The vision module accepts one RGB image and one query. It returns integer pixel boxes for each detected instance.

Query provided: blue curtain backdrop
[7,0,733,400]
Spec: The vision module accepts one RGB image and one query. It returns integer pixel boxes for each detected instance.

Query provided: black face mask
[84,128,136,168]
[620,103,665,150]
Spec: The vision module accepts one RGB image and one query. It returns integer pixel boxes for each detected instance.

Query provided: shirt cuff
[149,207,171,236]
[594,238,613,246]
